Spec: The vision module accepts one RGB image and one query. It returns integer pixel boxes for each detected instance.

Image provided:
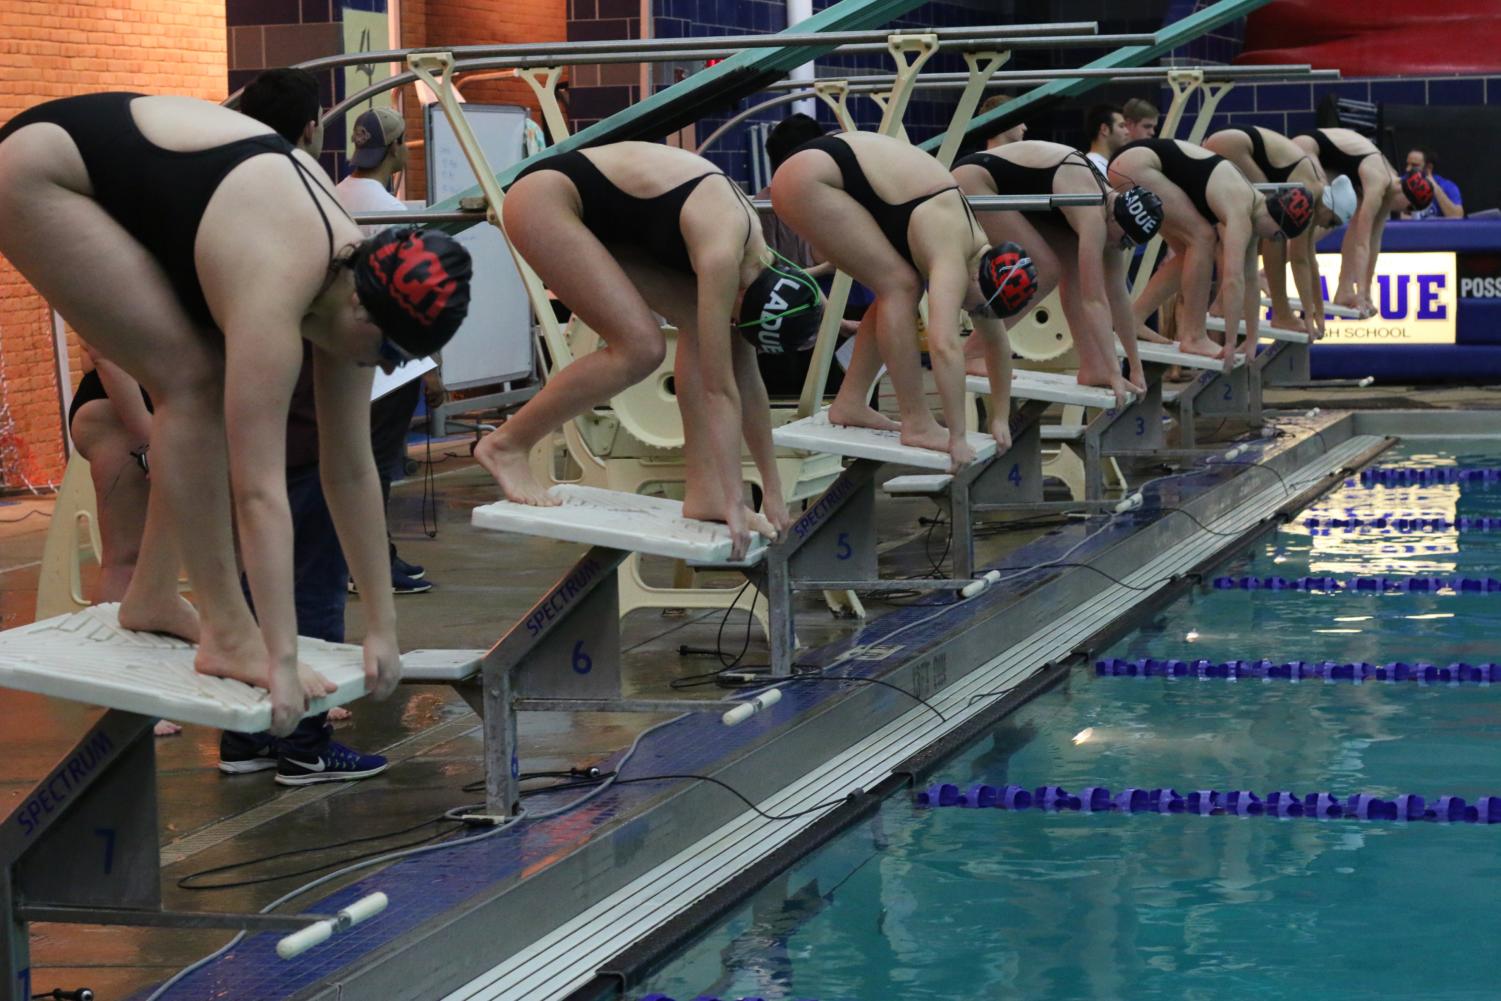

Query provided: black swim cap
[1114,185,1163,245]
[354,227,473,358]
[977,241,1038,319]
[1266,185,1315,238]
[737,260,823,354]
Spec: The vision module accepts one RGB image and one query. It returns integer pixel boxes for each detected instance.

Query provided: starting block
[466,486,784,820]
[774,407,1028,582]
[0,606,377,990]
[1271,296,1363,320]
[1205,315,1373,395]
[967,369,1163,500]
[1128,341,1250,449]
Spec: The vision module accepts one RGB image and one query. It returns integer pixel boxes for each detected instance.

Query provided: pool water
[636,441,1501,1001]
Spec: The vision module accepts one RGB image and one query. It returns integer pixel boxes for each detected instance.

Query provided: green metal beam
[428,0,925,228]
[917,0,1274,153]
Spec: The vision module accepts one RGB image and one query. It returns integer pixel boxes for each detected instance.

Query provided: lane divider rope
[914,784,1501,823]
[1095,658,1501,684]
[1211,575,1501,592]
[1302,516,1501,532]
[1352,466,1501,488]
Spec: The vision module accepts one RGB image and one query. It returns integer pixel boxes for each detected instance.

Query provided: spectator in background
[1122,98,1161,141]
[1403,148,1463,219]
[337,106,442,595]
[978,93,1026,149]
[1083,104,1128,175]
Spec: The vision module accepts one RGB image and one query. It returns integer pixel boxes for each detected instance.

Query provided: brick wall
[402,0,566,196]
[0,0,227,488]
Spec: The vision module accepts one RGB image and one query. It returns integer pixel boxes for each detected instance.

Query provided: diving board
[0,604,365,733]
[472,485,768,564]
[772,408,998,471]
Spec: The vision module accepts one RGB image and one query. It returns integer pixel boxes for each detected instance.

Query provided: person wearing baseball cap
[349,106,407,173]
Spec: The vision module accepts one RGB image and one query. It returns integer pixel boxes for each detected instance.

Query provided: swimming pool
[634,439,1501,1001]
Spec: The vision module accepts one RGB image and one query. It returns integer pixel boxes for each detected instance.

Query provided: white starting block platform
[1203,315,1310,345]
[0,604,365,733]
[1205,315,1371,392]
[772,408,997,470]
[0,607,382,981]
[1125,341,1253,448]
[1271,296,1362,320]
[965,369,1135,410]
[472,484,768,564]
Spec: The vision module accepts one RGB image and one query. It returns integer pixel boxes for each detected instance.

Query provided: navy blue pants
[227,464,348,757]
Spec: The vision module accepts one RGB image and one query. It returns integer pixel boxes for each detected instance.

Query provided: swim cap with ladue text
[737,259,823,354]
[354,227,473,357]
[1114,185,1163,245]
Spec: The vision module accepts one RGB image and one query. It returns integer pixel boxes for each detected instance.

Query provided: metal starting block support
[0,607,379,997]
[967,369,1165,500]
[1131,341,1251,449]
[468,487,785,821]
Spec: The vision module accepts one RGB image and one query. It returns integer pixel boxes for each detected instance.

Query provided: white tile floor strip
[444,436,1382,1001]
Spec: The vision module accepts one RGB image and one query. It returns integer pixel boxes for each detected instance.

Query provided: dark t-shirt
[285,345,320,472]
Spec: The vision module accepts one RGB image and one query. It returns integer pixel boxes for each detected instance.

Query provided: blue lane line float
[1302,516,1501,532]
[913,784,1501,824]
[1211,575,1501,592]
[1095,658,1501,684]
[1352,466,1501,488]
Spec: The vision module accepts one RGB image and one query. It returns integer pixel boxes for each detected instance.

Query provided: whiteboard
[424,104,533,389]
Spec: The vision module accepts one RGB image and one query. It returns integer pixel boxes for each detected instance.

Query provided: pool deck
[1,388,1495,1001]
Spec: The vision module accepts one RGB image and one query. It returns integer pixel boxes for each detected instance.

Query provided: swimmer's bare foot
[1178,336,1223,360]
[899,419,952,455]
[475,435,558,506]
[153,719,182,737]
[745,507,776,540]
[119,592,201,644]
[328,706,353,722]
[193,628,271,687]
[828,396,901,433]
[964,356,991,378]
[1138,326,1171,344]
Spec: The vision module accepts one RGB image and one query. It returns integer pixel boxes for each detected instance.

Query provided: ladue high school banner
[1289,252,1457,345]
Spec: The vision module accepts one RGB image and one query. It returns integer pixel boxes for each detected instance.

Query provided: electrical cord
[0,508,49,523]
[790,668,947,723]
[177,818,459,891]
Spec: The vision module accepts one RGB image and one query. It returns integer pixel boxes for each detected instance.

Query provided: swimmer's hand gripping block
[0,604,366,732]
[772,408,997,471]
[472,484,767,563]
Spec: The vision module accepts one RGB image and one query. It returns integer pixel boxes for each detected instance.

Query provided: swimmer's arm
[925,257,971,442]
[1239,237,1261,354]
[694,252,749,519]
[730,335,786,525]
[1217,215,1255,357]
[1070,210,1125,370]
[312,350,397,646]
[222,313,305,671]
[91,353,154,446]
[1338,187,1383,302]
[1364,208,1389,300]
[1284,229,1320,333]
[971,313,1011,421]
[1103,248,1140,367]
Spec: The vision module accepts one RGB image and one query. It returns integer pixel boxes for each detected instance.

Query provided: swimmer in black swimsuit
[0,92,472,736]
[773,132,1039,471]
[489,141,823,558]
[953,140,1165,408]
[1205,125,1355,339]
[1292,128,1433,317]
[1110,137,1313,370]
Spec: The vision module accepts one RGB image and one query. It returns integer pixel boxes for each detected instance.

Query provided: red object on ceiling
[1236,0,1501,76]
